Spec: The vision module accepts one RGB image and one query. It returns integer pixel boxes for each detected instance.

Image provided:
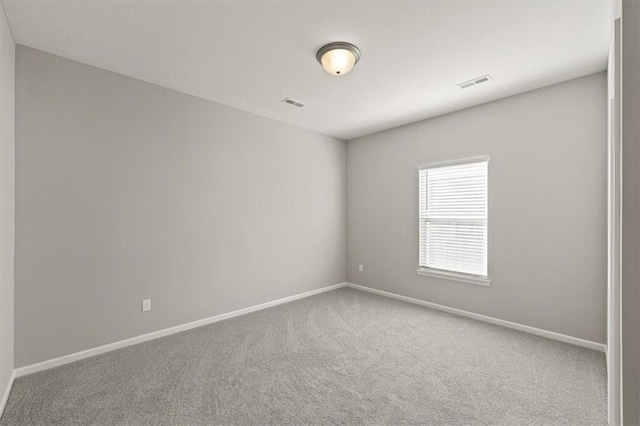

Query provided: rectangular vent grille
[281,97,305,107]
[457,74,493,89]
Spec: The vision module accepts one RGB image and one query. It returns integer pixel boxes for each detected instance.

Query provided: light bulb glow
[321,49,356,75]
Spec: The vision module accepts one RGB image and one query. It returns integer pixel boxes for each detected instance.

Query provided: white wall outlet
[142,299,151,312]
[358,264,364,272]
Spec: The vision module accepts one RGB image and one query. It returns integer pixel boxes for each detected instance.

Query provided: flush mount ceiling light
[316,42,361,76]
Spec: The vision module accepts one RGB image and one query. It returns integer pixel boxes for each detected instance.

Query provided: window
[418,158,489,286]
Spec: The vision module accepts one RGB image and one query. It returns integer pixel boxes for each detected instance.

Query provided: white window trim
[417,156,490,171]
[417,156,490,287]
[416,267,491,287]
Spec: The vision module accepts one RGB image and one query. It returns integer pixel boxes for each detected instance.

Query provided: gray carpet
[1,287,606,425]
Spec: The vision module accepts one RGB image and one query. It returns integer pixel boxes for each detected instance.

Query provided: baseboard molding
[14,281,604,379]
[346,282,606,353]
[0,370,15,416]
[15,282,348,378]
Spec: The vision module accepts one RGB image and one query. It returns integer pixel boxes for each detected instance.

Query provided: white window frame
[416,157,490,287]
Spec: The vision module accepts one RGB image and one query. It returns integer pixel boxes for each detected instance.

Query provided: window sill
[416,268,491,287]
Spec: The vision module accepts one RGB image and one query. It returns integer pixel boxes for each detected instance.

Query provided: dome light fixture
[316,42,361,76]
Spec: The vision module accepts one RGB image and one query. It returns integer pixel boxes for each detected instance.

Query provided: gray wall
[0,3,14,404]
[621,1,640,424]
[347,72,607,344]
[15,46,346,367]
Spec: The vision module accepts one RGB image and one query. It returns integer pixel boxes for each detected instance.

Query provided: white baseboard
[15,282,348,378]
[13,280,604,380]
[0,370,15,416]
[346,282,606,353]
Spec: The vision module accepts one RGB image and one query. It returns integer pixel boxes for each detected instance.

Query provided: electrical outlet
[142,299,151,312]
[358,264,364,272]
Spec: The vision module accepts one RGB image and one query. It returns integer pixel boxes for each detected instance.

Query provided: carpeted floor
[1,287,606,425]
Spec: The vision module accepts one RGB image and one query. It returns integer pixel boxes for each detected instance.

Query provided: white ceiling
[2,0,612,140]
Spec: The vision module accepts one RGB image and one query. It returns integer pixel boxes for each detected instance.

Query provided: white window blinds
[419,159,488,277]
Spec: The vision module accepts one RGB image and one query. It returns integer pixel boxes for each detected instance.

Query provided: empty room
[0,0,637,424]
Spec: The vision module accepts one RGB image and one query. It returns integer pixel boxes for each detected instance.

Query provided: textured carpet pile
[1,287,606,425]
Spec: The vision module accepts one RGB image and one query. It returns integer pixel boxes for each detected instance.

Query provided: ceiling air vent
[457,74,493,90]
[281,97,305,107]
